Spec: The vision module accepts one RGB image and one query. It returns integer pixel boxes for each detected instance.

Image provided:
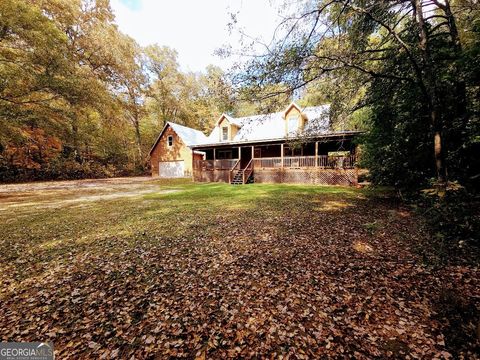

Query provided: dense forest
[0,0,247,181]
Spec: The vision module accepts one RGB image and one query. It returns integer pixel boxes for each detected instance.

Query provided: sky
[110,0,286,73]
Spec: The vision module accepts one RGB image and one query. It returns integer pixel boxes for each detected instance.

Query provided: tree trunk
[443,0,469,176]
[432,110,447,184]
[412,0,448,185]
[71,121,81,162]
[132,114,143,167]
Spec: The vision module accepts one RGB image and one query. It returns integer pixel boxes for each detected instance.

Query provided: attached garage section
[150,122,208,178]
[158,160,185,178]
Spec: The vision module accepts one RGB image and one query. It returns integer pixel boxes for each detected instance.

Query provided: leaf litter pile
[0,179,478,358]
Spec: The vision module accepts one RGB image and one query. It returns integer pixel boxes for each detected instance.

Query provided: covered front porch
[192,137,358,185]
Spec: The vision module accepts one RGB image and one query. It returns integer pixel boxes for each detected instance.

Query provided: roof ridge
[230,104,330,122]
[167,121,204,132]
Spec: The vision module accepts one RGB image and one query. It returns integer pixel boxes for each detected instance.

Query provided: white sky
[110,0,285,73]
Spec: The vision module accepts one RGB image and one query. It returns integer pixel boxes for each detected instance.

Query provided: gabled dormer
[216,114,241,142]
[284,102,307,136]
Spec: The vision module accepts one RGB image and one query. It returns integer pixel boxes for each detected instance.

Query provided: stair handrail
[229,158,241,183]
[242,159,254,184]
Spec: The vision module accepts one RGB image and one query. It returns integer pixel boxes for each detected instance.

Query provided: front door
[240,147,252,169]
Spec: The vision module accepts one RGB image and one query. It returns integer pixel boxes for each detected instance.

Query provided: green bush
[416,184,480,264]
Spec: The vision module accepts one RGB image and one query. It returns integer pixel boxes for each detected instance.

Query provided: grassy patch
[0,178,477,359]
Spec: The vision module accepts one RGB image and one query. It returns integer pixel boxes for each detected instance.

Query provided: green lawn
[0,178,477,358]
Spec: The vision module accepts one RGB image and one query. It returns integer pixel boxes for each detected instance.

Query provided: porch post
[213,148,216,180]
[238,146,241,161]
[251,145,254,159]
[192,151,194,181]
[315,141,318,167]
[281,143,284,168]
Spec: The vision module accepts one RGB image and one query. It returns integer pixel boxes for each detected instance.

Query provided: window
[287,115,299,134]
[222,126,228,141]
[167,135,173,147]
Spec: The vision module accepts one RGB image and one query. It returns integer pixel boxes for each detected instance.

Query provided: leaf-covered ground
[0,178,478,359]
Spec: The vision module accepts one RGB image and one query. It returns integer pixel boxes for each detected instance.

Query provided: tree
[0,0,239,181]
[0,0,70,132]
[113,35,148,167]
[144,46,236,132]
[144,45,185,126]
[0,0,140,179]
[234,0,480,189]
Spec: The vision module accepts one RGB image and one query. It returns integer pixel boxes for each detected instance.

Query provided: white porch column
[315,141,318,167]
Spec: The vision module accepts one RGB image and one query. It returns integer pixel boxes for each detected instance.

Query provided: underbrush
[0,157,147,183]
[415,184,480,265]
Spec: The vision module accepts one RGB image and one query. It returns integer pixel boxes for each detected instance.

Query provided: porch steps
[231,170,244,185]
[231,170,254,185]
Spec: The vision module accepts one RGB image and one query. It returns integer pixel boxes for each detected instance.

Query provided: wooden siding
[284,105,307,134]
[217,116,239,141]
[193,152,204,162]
[150,125,194,177]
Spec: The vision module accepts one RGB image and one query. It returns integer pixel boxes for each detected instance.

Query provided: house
[149,122,207,178]
[150,102,362,185]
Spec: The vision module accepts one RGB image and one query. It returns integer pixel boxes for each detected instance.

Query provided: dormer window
[222,126,228,141]
[287,115,299,134]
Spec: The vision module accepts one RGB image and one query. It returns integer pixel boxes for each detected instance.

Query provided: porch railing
[193,159,239,170]
[242,159,254,184]
[252,157,282,168]
[253,155,356,169]
[284,156,316,168]
[195,155,356,171]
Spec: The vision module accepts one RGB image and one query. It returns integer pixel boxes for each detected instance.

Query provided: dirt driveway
[0,177,178,210]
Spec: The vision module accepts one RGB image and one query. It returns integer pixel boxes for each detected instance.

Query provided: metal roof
[149,122,208,155]
[168,122,208,146]
[202,104,333,145]
[150,103,361,153]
